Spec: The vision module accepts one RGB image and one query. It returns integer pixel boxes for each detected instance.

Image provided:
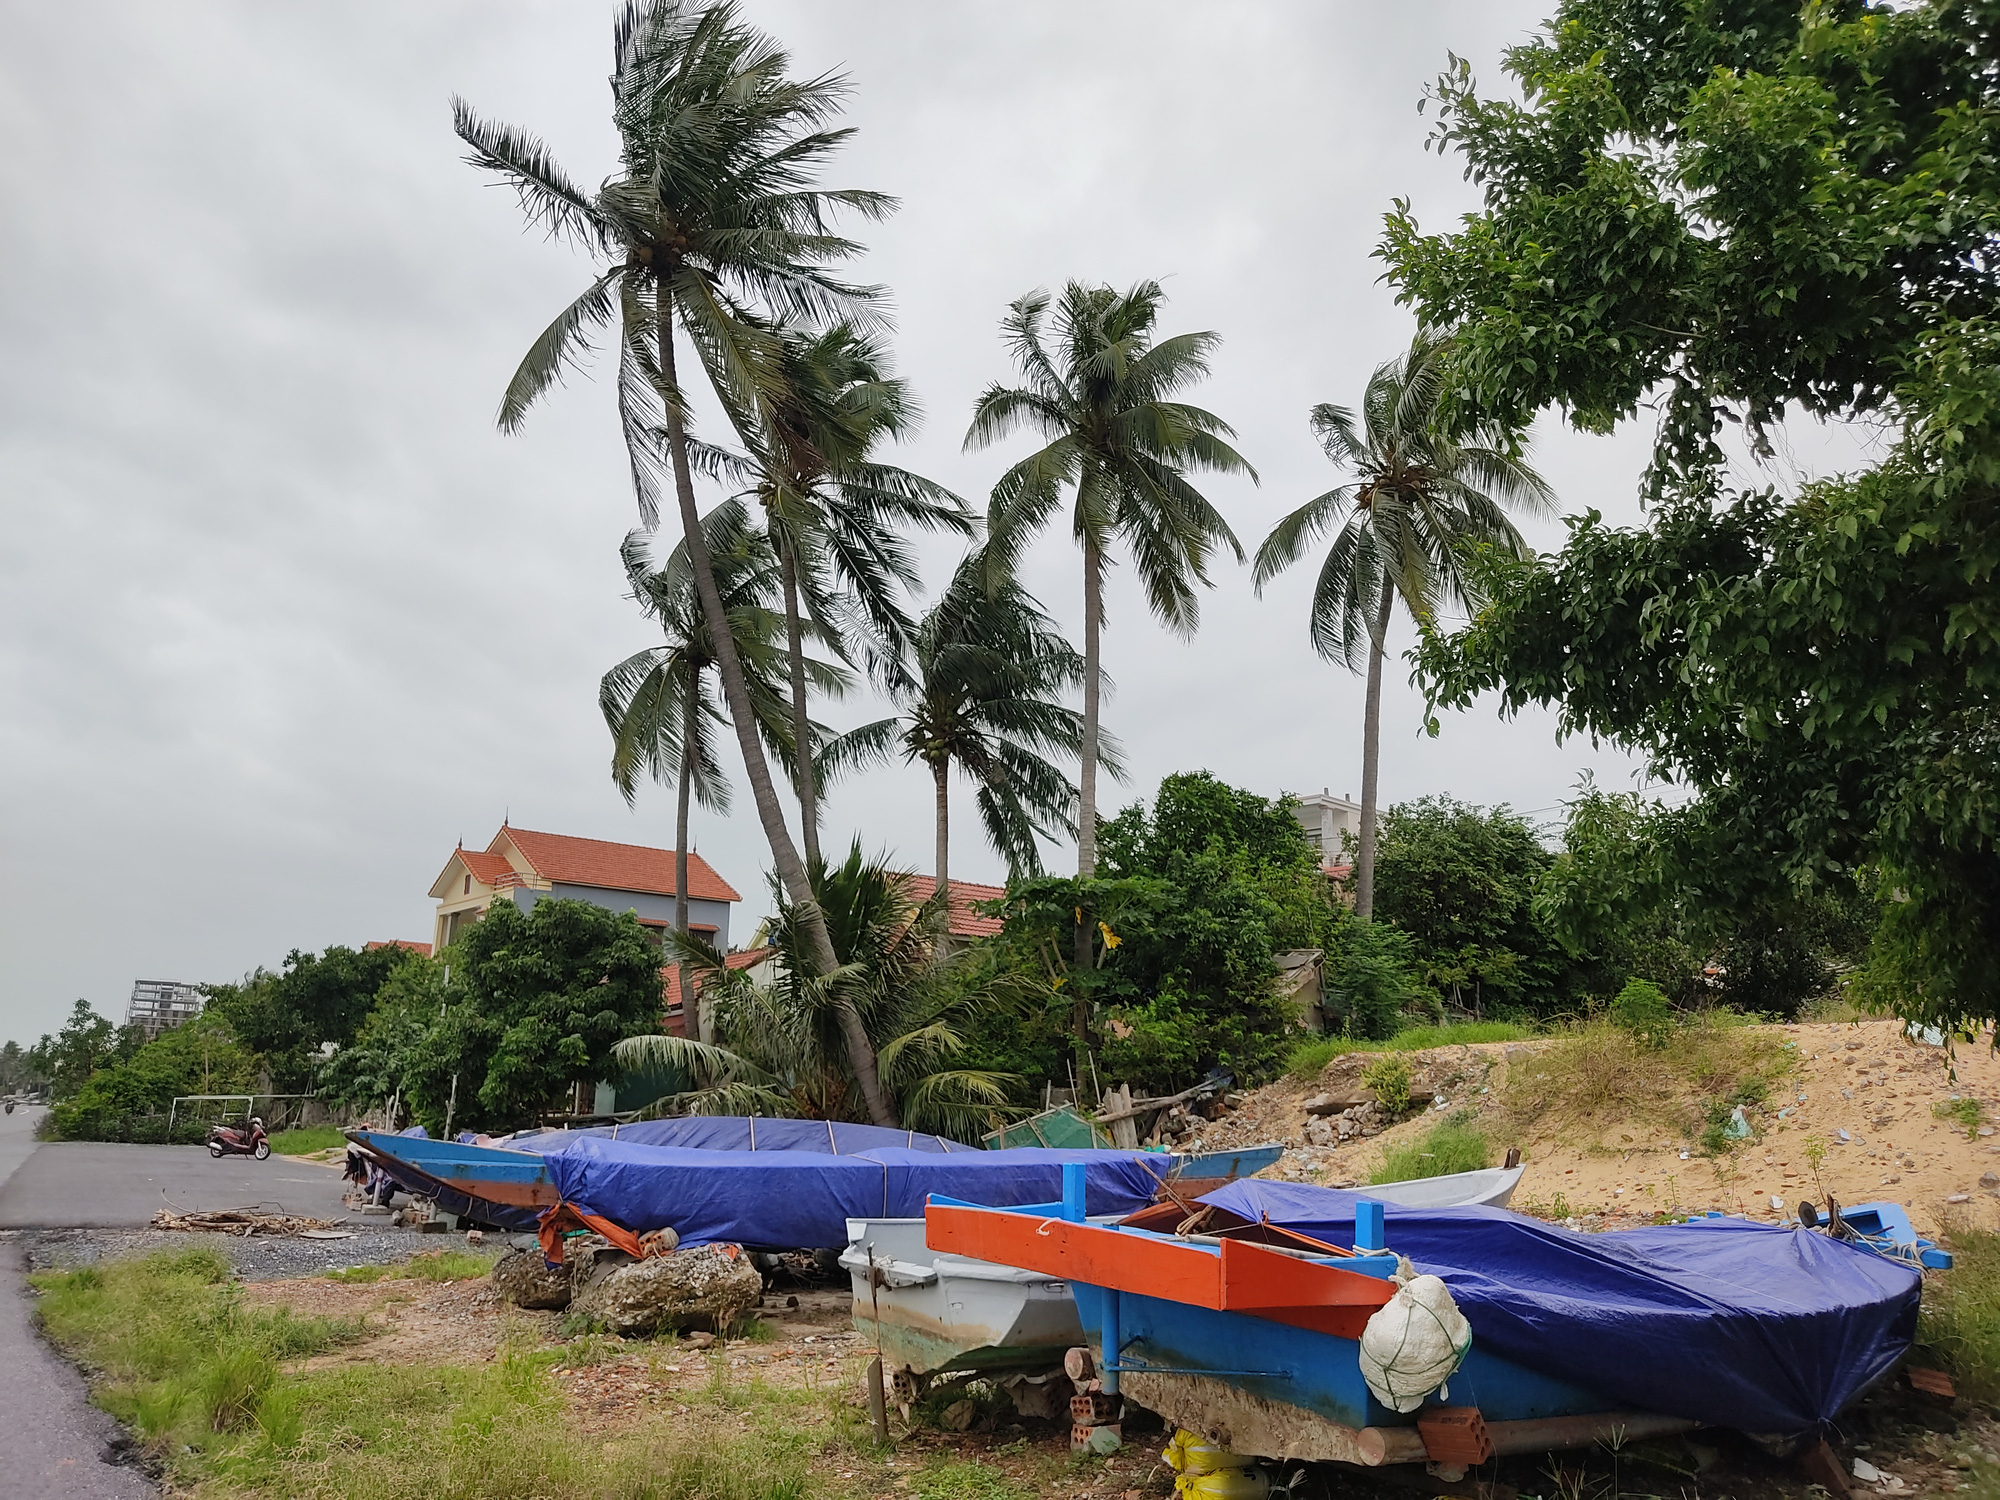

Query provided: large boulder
[491,1249,573,1310]
[569,1243,763,1336]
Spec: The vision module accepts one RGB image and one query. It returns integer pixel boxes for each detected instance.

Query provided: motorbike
[208,1117,271,1160]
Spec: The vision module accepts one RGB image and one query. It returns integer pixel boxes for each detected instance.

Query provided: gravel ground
[9,1225,540,1281]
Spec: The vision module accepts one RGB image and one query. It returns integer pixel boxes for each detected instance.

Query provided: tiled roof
[460,850,514,885]
[365,940,433,957]
[899,875,1007,939]
[499,827,743,903]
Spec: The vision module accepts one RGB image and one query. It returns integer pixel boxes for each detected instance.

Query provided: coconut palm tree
[728,321,972,865]
[614,844,1022,1138]
[1252,334,1556,919]
[824,551,1107,897]
[966,280,1254,1030]
[456,0,901,1120]
[600,499,847,937]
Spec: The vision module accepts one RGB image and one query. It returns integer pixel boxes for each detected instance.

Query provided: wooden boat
[1360,1164,1522,1210]
[924,1168,1925,1465]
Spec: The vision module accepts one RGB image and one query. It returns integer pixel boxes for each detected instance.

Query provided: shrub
[1371,1119,1490,1184]
[1609,977,1675,1048]
[1361,1055,1413,1116]
[1933,1098,1985,1138]
[1921,1225,2000,1403]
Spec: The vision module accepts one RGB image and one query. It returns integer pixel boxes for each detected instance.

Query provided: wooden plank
[926,1205,1221,1305]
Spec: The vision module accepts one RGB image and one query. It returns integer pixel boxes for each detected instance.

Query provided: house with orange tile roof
[427,824,742,956]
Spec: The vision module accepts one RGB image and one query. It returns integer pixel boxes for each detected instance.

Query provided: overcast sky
[0,2,1877,1047]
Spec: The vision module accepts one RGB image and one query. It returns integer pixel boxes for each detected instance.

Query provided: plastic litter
[1724,1106,1753,1140]
[1163,1431,1270,1497]
[1357,1257,1472,1412]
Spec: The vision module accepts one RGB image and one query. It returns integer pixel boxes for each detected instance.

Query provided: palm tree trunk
[778,545,821,868]
[676,659,695,939]
[654,282,896,1126]
[1354,586,1396,921]
[931,754,950,896]
[1072,533,1103,1053]
[675,659,696,1042]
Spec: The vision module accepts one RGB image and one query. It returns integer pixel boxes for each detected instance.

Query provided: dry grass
[1497,1016,1790,1148]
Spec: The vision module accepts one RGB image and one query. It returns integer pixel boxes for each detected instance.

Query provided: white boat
[1359,1163,1523,1209]
[842,1216,1084,1379]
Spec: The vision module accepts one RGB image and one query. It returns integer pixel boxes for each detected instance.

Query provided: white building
[127,979,203,1039]
[1291,788,1363,866]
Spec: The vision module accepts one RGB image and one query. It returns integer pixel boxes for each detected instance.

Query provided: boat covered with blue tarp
[506,1117,971,1154]
[1199,1177,1923,1441]
[542,1138,1165,1251]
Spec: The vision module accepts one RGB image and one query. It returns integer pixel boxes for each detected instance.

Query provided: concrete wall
[522,883,732,947]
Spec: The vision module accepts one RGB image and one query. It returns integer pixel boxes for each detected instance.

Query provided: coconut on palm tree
[600,498,847,941]
[726,321,971,865]
[825,551,1106,899]
[456,0,903,1120]
[1252,334,1555,918]
[615,844,1021,1139]
[965,281,1254,1037]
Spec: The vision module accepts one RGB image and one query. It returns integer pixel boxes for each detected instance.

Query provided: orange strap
[537,1201,648,1265]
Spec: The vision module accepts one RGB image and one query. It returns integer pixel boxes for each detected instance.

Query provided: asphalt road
[0,1107,350,1498]
[0,1134,352,1229]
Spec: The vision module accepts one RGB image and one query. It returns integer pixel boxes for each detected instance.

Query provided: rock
[1946,1193,1971,1204]
[491,1248,573,1310]
[1980,1171,1999,1189]
[569,1244,764,1336]
[1304,1117,1337,1148]
[1304,1090,1369,1116]
[686,1330,715,1349]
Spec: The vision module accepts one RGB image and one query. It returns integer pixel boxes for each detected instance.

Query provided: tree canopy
[1384,0,2000,1031]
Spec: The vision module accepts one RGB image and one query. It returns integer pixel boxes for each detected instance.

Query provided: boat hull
[842,1218,1084,1376]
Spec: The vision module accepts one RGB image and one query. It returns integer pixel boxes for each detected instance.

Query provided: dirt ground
[234,1253,2000,1499]
[1194,1018,2000,1236]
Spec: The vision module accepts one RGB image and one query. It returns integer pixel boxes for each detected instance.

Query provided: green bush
[1361,1055,1413,1116]
[1371,1119,1491,1184]
[1933,1098,1985,1138]
[1610,977,1675,1048]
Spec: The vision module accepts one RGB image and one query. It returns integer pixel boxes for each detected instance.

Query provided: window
[463,874,471,895]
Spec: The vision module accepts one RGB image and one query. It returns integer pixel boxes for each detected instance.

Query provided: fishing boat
[347,1120,1282,1237]
[925,1170,1926,1465]
[1357,1163,1522,1210]
[344,1117,972,1233]
[843,1160,1509,1382]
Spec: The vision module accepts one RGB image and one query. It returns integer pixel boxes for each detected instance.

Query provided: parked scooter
[208,1117,271,1160]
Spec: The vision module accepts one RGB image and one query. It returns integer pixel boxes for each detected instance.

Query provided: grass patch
[1933,1097,1985,1138]
[1921,1224,2000,1404]
[1287,1021,1533,1078]
[1497,1017,1787,1147]
[32,1248,846,1497]
[324,1248,501,1284]
[1371,1118,1491,1184]
[266,1125,348,1156]
[914,1459,1034,1500]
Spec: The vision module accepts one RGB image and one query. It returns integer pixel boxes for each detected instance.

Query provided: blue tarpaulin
[1201,1179,1922,1439]
[543,1138,1162,1250]
[509,1117,969,1155]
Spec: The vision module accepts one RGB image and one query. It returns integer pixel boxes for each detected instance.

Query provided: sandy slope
[1195,1018,2000,1235]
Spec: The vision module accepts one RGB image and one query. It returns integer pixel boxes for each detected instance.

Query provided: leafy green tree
[1372,796,1564,1018]
[202,944,407,1091]
[315,956,458,1127]
[827,550,1095,894]
[43,1012,255,1142]
[1252,337,1553,919]
[451,898,665,1130]
[967,282,1255,1026]
[27,1000,120,1103]
[457,3,890,1091]
[1325,922,1427,1041]
[1386,0,2000,1031]
[601,498,846,941]
[727,322,971,862]
[0,1040,35,1093]
[978,773,1341,1094]
[1537,782,1876,1016]
[618,844,1021,1138]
